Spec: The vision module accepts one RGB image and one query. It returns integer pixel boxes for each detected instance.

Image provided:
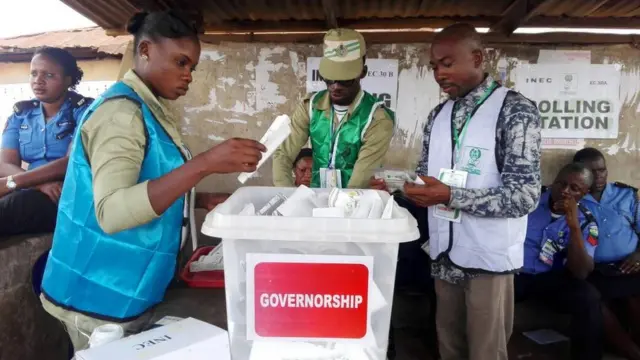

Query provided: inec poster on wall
[514,64,621,139]
[306,57,399,110]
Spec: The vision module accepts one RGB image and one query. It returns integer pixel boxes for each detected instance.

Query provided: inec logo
[464,147,482,175]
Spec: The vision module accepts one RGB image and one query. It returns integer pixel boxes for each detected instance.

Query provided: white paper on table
[522,329,569,345]
[238,115,292,184]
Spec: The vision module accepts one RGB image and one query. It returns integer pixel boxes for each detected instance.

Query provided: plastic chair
[30,249,74,359]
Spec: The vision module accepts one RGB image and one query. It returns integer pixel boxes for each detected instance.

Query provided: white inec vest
[427,86,527,272]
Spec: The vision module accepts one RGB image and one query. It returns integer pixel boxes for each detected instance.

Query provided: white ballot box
[201,187,419,360]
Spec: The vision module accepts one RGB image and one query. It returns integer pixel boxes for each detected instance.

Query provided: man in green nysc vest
[272,28,395,189]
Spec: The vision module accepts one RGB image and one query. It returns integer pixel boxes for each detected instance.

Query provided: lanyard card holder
[319,168,342,189]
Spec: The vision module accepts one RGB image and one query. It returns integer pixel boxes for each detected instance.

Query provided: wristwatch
[6,175,17,191]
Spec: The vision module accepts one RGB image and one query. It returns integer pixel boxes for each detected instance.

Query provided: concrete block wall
[0,234,69,360]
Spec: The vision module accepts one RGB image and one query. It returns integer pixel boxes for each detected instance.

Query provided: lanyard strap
[453,82,498,165]
[328,107,338,168]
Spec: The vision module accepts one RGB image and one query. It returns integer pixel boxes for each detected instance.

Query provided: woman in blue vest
[39,10,265,352]
[0,47,92,236]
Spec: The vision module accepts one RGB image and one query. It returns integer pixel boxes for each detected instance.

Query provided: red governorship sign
[249,255,371,340]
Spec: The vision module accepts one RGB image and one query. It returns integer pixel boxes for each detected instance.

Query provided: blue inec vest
[41,82,186,321]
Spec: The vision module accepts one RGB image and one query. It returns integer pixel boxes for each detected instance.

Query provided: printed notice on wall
[536,50,591,150]
[306,57,399,110]
[514,64,621,139]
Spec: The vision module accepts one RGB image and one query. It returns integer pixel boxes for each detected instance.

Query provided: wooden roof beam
[322,0,339,29]
[102,15,640,37]
[199,31,640,45]
[583,0,611,17]
[526,15,640,28]
[489,0,553,35]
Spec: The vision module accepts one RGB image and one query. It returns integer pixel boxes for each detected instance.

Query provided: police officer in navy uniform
[574,147,640,360]
[0,47,92,237]
[517,163,602,360]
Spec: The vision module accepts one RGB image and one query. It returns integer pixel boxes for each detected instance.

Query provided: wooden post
[116,40,134,80]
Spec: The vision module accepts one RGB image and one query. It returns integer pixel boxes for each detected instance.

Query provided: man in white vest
[403,24,542,359]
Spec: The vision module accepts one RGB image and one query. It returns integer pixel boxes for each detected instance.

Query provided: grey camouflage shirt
[416,75,542,284]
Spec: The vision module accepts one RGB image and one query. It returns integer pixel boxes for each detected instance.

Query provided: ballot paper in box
[201,186,420,360]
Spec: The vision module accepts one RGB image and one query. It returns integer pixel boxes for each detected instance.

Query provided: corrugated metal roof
[60,0,640,34]
[0,27,130,56]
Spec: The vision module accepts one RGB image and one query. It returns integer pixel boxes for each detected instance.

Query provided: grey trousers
[435,274,514,360]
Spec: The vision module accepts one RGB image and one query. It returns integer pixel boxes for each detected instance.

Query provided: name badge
[319,168,342,189]
[433,168,468,223]
[539,238,559,266]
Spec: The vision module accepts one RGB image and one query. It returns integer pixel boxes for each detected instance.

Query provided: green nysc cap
[319,28,366,81]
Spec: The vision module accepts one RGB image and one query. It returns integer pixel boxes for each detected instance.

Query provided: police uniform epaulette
[613,182,638,193]
[67,91,93,108]
[13,100,39,114]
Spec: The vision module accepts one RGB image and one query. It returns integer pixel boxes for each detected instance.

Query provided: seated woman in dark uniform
[0,47,92,236]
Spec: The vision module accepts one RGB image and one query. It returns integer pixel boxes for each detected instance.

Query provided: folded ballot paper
[238,115,292,184]
[374,169,419,192]
[241,185,397,221]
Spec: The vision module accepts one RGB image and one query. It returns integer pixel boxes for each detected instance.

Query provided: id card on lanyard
[319,107,343,189]
[434,82,498,223]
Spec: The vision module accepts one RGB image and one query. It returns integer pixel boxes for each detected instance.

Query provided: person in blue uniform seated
[38,10,266,352]
[516,162,601,360]
[574,147,640,360]
[0,47,92,237]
